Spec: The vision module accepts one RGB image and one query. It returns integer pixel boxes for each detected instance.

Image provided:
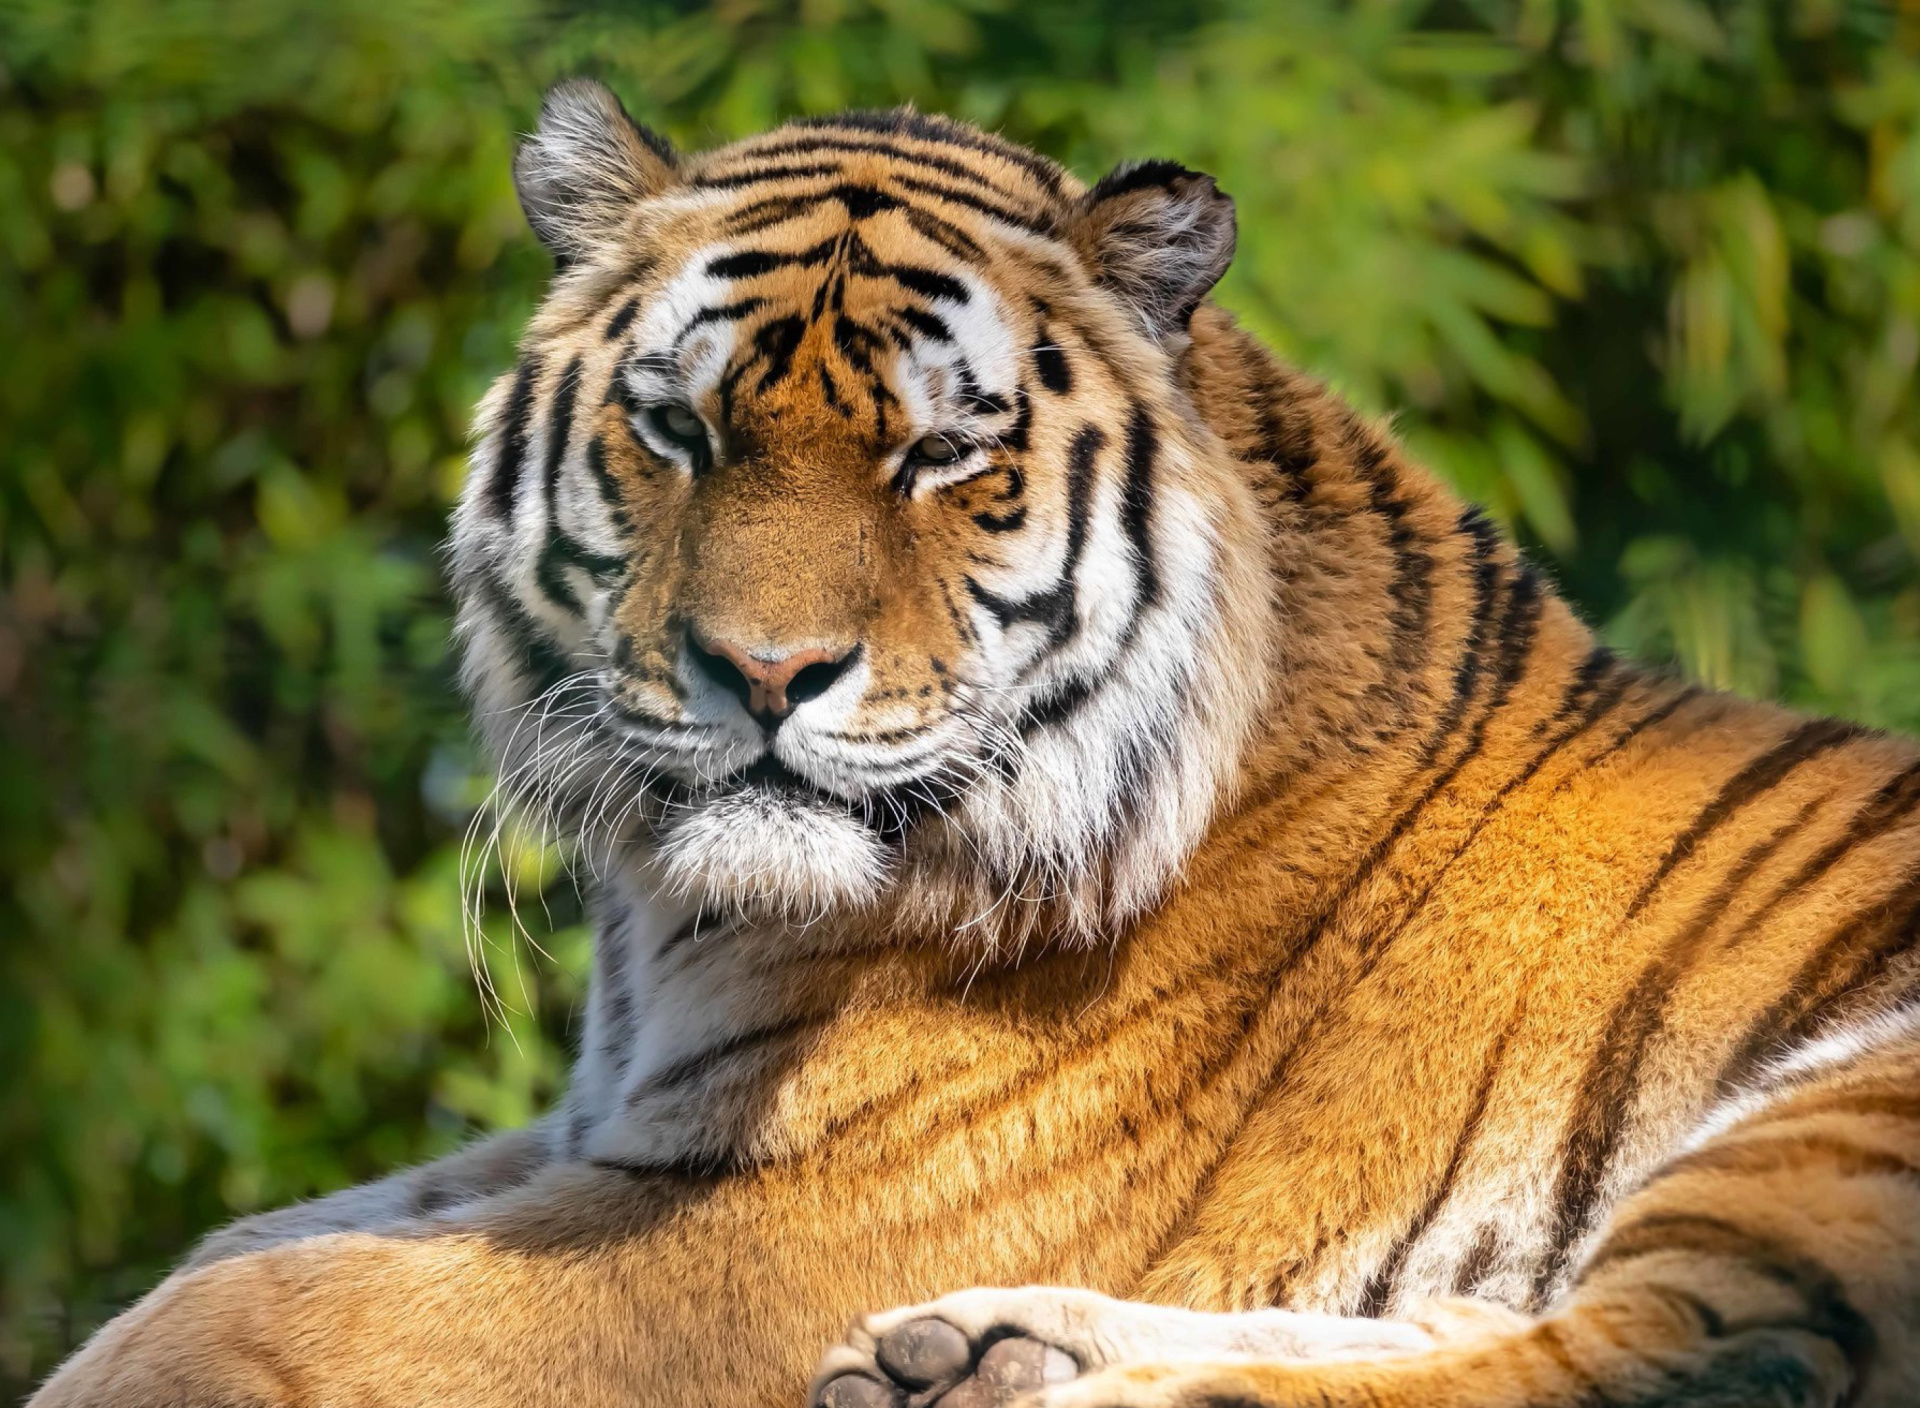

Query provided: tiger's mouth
[733,755,829,798]
[708,753,956,847]
[645,752,905,919]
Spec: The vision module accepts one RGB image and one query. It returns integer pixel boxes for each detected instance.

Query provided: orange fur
[33,89,1920,1408]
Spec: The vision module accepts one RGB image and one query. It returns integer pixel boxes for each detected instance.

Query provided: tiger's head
[450,81,1274,943]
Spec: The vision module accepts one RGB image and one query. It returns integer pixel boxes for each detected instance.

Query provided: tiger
[31,78,1920,1408]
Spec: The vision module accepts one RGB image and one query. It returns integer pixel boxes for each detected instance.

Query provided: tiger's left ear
[1071,160,1236,342]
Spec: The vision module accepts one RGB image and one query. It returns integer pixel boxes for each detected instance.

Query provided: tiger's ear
[1072,160,1236,341]
[514,79,678,264]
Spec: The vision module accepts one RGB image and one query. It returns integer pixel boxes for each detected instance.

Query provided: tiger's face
[451,84,1270,938]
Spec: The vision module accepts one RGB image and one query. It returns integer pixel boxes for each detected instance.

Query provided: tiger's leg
[815,1023,1920,1408]
[31,1159,698,1408]
[180,1120,554,1270]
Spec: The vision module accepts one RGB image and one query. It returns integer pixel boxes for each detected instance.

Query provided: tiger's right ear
[514,79,678,265]
[1072,159,1236,342]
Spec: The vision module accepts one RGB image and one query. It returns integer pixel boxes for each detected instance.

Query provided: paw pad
[814,1319,1078,1407]
[876,1318,973,1388]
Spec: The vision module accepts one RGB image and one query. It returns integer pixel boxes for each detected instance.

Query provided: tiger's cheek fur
[594,409,697,717]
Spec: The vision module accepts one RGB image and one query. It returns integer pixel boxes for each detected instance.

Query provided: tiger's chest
[563,878,777,1168]
[549,814,1707,1320]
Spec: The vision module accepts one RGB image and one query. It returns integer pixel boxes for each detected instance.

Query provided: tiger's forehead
[686,111,1081,237]
[619,124,1071,447]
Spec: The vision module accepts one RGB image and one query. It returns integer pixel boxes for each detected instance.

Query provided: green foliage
[1,0,1915,1395]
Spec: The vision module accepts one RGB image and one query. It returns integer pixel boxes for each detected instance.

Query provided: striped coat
[33,80,1920,1408]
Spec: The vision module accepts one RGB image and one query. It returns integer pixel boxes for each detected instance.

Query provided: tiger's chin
[647,786,894,922]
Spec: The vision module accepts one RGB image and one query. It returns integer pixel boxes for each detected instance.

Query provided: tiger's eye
[660,405,704,440]
[913,434,961,463]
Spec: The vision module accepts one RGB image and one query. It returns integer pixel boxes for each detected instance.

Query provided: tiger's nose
[687,630,858,729]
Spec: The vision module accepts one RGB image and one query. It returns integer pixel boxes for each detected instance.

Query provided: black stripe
[724,192,837,236]
[470,570,572,700]
[1543,797,1821,1264]
[540,355,583,513]
[963,425,1102,648]
[1551,681,1706,796]
[833,313,885,367]
[1355,1017,1517,1316]
[1413,560,1544,797]
[1088,158,1198,202]
[676,297,768,343]
[625,1015,823,1100]
[880,262,969,305]
[749,314,807,394]
[712,175,1041,249]
[958,385,1009,418]
[902,205,983,260]
[1022,675,1096,733]
[999,388,1033,454]
[1120,404,1161,613]
[1452,1224,1500,1295]
[485,358,540,519]
[707,240,840,280]
[1540,646,1621,732]
[581,433,621,507]
[603,296,641,342]
[1291,518,1512,936]
[788,111,1067,194]
[706,134,1027,204]
[1719,865,1920,1097]
[1581,1213,1875,1391]
[535,533,628,614]
[824,183,903,219]
[596,906,638,1061]
[892,306,952,342]
[1458,645,1631,802]
[693,160,844,190]
[1034,332,1072,394]
[1720,755,1920,956]
[1622,717,1865,929]
[657,908,732,962]
[581,435,632,532]
[972,506,1027,533]
[886,171,1056,235]
[706,248,784,279]
[1413,509,1504,766]
[1538,734,1853,1304]
[1351,419,1435,701]
[1246,361,1318,485]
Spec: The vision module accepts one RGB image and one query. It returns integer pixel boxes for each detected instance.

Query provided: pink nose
[688,631,856,726]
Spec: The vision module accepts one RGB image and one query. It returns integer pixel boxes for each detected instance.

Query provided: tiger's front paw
[809,1285,1433,1407]
[811,1291,1079,1408]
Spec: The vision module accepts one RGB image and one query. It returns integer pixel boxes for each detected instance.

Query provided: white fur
[1679,997,1920,1156]
[649,788,892,920]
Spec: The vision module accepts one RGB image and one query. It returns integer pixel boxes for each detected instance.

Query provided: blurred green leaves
[3,0,1919,1396]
